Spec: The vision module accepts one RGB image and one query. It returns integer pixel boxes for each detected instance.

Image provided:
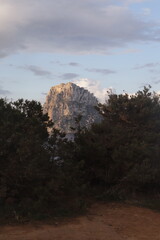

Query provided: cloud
[60,73,79,80]
[0,0,159,56]
[22,65,52,77]
[153,79,160,84]
[142,8,151,16]
[0,86,11,95]
[0,51,9,58]
[68,62,80,67]
[52,61,80,67]
[119,0,148,5]
[86,68,116,75]
[118,48,141,54]
[73,78,115,103]
[133,62,160,70]
[149,69,160,74]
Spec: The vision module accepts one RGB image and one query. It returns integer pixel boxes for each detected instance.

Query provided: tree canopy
[0,87,160,220]
[74,87,160,198]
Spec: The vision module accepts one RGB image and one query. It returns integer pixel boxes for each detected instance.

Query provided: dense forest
[0,86,160,220]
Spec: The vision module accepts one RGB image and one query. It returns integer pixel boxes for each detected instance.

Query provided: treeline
[0,86,160,220]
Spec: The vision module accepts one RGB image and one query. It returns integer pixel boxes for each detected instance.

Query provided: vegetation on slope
[0,86,160,220]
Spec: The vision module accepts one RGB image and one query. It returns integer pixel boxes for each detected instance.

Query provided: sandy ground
[0,203,160,240]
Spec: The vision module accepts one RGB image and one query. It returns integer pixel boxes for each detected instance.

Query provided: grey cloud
[52,61,80,67]
[51,61,64,66]
[0,87,11,95]
[119,0,148,5]
[0,52,9,58]
[22,65,52,77]
[149,69,160,74]
[69,62,80,67]
[60,73,79,80]
[86,68,116,75]
[153,79,160,84]
[0,0,159,56]
[133,62,160,70]
[41,92,47,95]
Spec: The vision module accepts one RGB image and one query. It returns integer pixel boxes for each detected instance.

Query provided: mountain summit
[43,82,102,133]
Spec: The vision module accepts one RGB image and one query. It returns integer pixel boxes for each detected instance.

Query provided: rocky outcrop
[43,82,102,133]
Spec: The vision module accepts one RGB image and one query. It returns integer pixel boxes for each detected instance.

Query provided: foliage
[0,86,160,220]
[0,99,85,220]
[74,87,160,199]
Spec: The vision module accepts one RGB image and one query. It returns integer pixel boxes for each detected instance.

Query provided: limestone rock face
[43,82,102,133]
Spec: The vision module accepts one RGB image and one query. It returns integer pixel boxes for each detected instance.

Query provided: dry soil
[0,203,160,240]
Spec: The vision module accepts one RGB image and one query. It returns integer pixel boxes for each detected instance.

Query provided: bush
[74,87,160,199]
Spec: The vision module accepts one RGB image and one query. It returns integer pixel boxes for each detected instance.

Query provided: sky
[0,0,160,103]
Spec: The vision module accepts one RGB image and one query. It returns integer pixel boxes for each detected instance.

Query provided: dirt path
[0,203,160,240]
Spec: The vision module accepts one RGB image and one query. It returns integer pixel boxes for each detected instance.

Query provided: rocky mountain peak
[43,82,102,134]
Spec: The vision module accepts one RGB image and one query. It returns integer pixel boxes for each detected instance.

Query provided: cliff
[43,82,102,133]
